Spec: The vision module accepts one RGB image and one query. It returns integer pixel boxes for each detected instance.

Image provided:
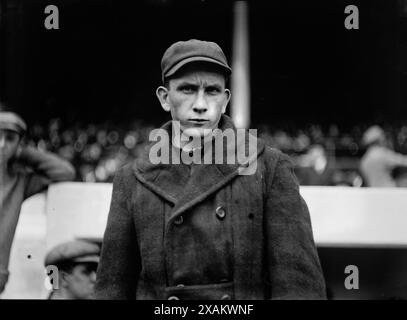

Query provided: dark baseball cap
[161,39,232,82]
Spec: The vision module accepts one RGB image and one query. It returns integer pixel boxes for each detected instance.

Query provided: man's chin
[182,127,213,139]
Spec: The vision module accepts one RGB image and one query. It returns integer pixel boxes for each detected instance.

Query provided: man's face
[63,262,97,300]
[157,65,231,138]
[0,129,20,165]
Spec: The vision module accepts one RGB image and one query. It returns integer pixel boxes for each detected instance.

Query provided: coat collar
[132,115,265,217]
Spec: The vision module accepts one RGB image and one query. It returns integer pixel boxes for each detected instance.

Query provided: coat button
[168,296,179,300]
[242,161,250,168]
[221,294,231,300]
[174,215,184,225]
[215,206,226,220]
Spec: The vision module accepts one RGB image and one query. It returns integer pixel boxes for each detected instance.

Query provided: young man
[44,240,100,300]
[0,111,75,294]
[95,39,326,299]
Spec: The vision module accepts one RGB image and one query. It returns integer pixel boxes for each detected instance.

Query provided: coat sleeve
[264,151,327,299]
[17,146,76,198]
[95,168,141,299]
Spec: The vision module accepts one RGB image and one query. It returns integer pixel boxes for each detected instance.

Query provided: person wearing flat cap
[0,110,76,295]
[95,39,326,300]
[44,240,100,299]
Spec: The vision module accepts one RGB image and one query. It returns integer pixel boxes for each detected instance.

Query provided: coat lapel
[132,115,265,218]
[132,122,189,204]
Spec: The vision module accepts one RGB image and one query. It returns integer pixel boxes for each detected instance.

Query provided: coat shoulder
[259,144,286,169]
[262,145,283,160]
[113,162,139,188]
[256,143,297,185]
[117,162,134,175]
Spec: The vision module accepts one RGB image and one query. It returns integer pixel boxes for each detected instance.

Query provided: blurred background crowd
[23,118,407,187]
[26,119,154,183]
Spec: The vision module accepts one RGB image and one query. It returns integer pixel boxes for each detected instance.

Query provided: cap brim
[163,56,232,81]
[72,255,100,264]
[76,237,103,246]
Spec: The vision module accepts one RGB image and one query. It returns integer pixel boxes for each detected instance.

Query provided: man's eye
[180,86,195,93]
[206,87,221,95]
[6,134,18,142]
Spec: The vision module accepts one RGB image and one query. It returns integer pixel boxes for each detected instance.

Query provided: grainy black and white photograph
[1,0,407,309]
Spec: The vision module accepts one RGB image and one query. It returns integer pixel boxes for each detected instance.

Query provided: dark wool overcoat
[95,115,326,300]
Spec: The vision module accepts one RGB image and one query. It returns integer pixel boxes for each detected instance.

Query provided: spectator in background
[360,125,407,187]
[294,144,335,186]
[44,240,100,299]
[0,111,75,295]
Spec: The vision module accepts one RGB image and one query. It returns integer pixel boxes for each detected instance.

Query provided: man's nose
[192,91,208,113]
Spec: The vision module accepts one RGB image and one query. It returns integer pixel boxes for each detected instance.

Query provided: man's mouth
[188,119,209,124]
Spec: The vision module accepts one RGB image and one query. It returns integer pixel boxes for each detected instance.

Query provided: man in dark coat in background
[95,39,326,300]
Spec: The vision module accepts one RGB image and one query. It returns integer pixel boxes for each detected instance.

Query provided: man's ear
[222,89,231,114]
[60,271,70,288]
[156,86,171,112]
